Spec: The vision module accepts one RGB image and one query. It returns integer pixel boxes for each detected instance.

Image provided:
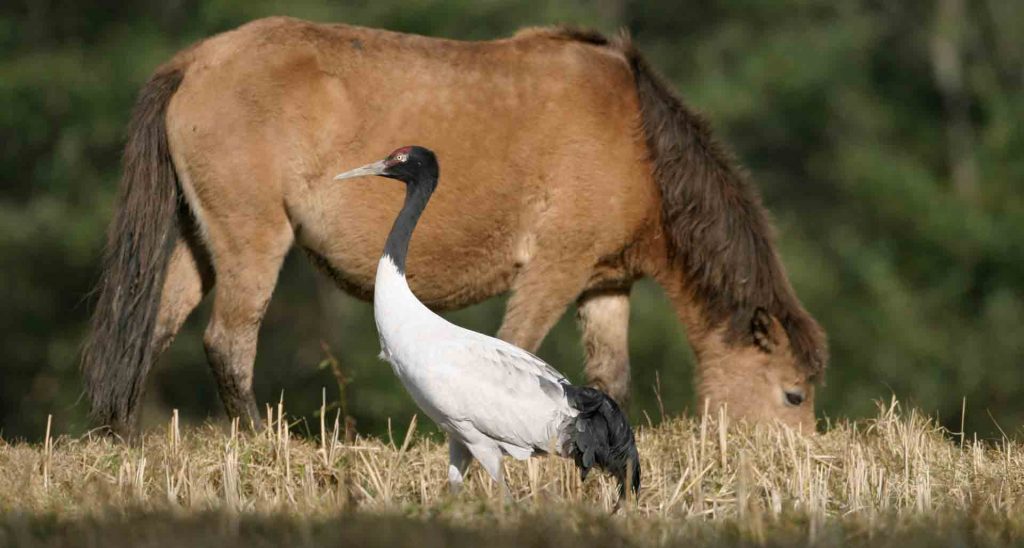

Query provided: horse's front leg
[576,287,632,404]
[496,257,591,355]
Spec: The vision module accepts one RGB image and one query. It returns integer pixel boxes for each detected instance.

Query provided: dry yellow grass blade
[1,399,1023,546]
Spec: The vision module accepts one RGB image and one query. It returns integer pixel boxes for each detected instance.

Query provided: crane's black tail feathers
[563,385,641,499]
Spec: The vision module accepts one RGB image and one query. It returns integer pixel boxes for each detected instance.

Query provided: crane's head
[333,146,438,189]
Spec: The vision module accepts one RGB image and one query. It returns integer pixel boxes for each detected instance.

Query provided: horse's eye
[785,390,805,406]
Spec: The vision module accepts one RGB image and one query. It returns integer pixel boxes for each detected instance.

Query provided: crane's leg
[577,287,632,404]
[465,443,508,497]
[448,437,473,494]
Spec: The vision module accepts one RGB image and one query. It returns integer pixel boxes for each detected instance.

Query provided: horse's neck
[649,257,724,356]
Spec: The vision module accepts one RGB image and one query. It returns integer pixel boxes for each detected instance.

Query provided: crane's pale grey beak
[333,159,388,181]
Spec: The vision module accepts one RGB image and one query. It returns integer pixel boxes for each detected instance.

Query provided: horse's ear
[751,307,784,353]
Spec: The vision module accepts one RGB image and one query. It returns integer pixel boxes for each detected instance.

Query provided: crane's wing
[431,327,576,457]
[463,329,568,384]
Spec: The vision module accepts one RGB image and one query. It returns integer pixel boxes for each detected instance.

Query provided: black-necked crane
[334,146,641,499]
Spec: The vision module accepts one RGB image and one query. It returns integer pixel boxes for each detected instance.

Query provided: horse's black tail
[81,65,185,437]
[563,385,641,499]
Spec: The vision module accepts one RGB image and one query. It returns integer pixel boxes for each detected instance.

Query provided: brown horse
[82,17,827,436]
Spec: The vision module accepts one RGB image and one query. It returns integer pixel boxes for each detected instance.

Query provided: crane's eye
[394,153,408,162]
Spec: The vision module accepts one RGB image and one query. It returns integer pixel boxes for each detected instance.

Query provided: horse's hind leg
[153,233,213,356]
[195,201,293,428]
[113,235,210,433]
[577,288,632,404]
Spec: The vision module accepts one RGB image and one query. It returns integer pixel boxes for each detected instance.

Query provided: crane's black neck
[383,178,436,275]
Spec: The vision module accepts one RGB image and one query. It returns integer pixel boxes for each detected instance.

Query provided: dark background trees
[2,0,1021,440]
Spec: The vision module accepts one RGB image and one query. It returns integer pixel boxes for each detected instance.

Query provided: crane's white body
[374,255,578,489]
[336,147,638,497]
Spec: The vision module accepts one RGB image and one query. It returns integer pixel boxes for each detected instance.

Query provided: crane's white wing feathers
[425,327,576,457]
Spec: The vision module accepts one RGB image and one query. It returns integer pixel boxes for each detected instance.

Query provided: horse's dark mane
[547,27,827,377]
[532,26,611,47]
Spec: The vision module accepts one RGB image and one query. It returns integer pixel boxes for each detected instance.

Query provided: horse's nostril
[785,391,805,406]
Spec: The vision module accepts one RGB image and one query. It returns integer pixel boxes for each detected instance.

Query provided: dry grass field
[2,400,1023,547]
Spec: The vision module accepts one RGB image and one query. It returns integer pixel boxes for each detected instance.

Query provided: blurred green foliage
[2,0,1021,441]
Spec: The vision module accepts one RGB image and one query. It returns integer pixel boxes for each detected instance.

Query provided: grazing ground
[1,400,1023,547]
